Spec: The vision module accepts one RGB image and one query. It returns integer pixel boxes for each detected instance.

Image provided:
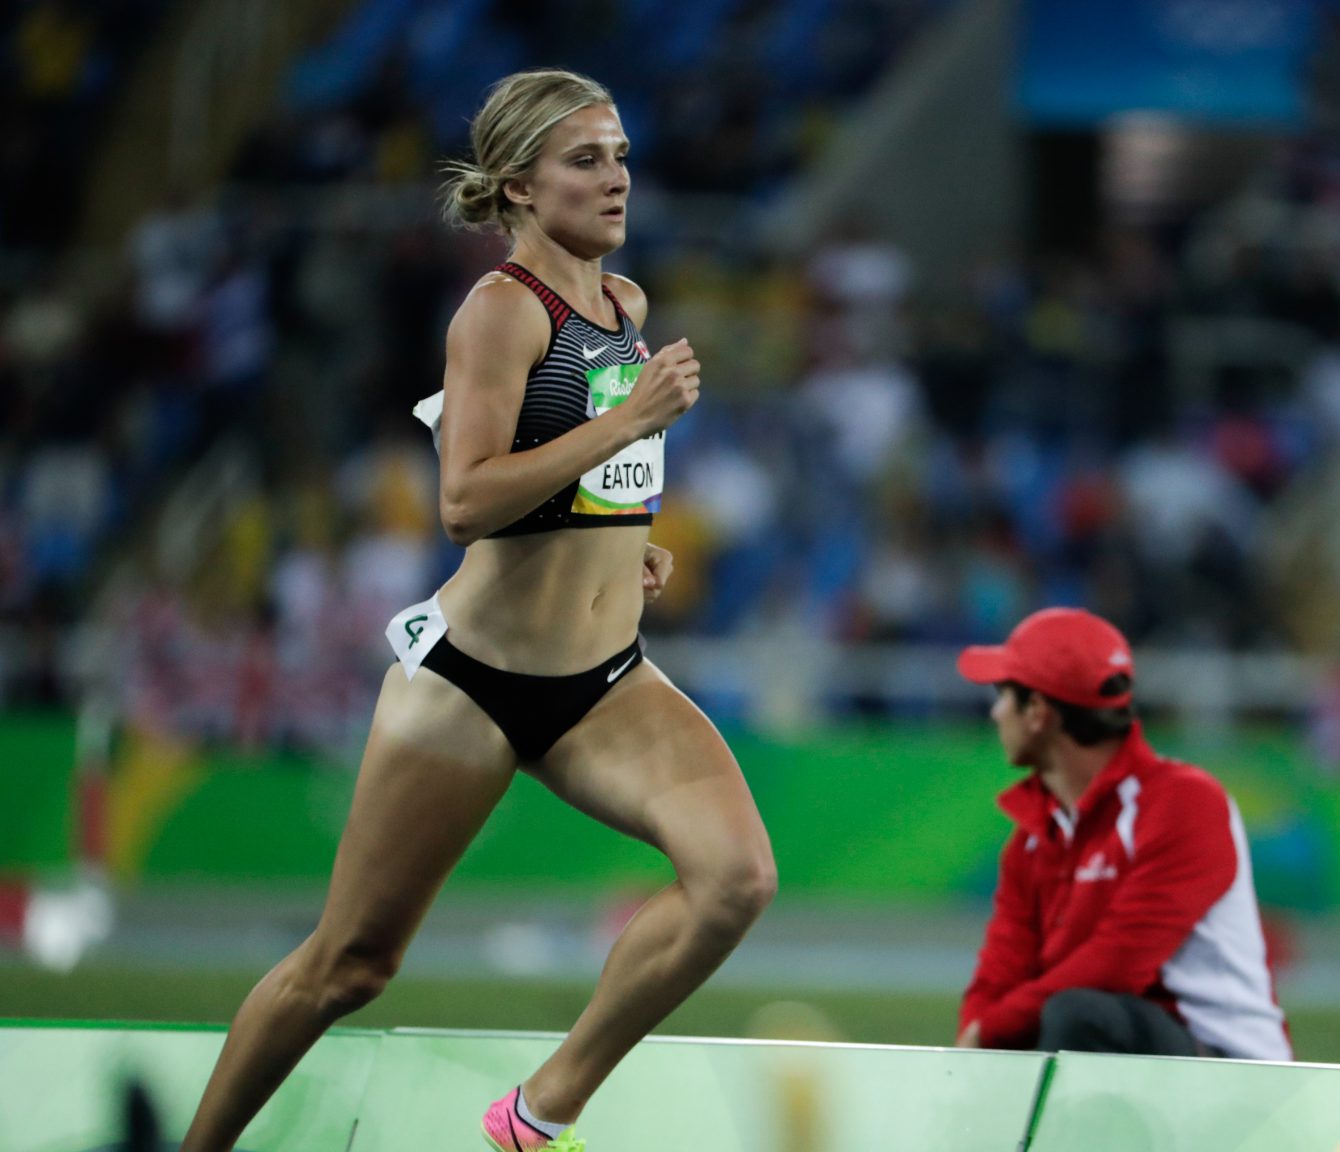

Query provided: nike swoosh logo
[607,651,638,683]
[581,344,607,361]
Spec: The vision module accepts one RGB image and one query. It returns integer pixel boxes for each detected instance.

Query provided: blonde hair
[440,69,615,234]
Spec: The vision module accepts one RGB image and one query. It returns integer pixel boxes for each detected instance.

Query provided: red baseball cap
[957,608,1135,709]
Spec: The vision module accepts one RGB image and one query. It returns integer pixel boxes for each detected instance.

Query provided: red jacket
[961,724,1290,1060]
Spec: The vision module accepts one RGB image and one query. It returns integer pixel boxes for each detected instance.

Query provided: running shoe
[481,1087,585,1152]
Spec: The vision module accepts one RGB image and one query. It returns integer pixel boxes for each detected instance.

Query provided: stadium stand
[0,0,1337,744]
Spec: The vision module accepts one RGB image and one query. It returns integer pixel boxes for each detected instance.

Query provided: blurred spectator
[680,412,784,635]
[336,422,439,645]
[2,0,166,251]
[196,254,275,434]
[1264,455,1340,655]
[796,343,925,493]
[1118,426,1259,571]
[848,513,948,643]
[127,191,224,340]
[1312,667,1340,778]
[808,220,914,356]
[2,274,83,371]
[20,443,108,587]
[1301,331,1340,443]
[14,1,94,102]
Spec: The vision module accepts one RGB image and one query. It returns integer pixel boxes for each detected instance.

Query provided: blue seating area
[271,0,954,193]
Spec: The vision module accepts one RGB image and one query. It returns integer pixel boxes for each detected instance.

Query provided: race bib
[385,593,447,680]
[573,363,664,516]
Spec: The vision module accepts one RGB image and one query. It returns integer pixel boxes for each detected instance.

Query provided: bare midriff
[435,525,650,674]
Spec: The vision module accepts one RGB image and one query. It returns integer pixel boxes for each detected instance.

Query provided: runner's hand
[621,338,700,438]
[642,542,674,603]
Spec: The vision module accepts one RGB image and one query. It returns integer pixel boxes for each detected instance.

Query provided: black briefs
[415,633,645,761]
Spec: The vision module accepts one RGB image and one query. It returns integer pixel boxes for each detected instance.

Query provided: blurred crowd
[2,0,1339,758]
[0,0,165,255]
[251,0,943,199]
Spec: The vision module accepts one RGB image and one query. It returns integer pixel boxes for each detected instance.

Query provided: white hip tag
[412,392,444,456]
[573,363,663,516]
[385,593,447,680]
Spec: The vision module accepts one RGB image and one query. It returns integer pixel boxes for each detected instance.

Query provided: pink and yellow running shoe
[481,1087,585,1152]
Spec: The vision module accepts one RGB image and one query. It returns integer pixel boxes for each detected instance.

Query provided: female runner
[180,68,776,1152]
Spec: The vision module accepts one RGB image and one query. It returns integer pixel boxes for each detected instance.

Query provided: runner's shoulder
[448,271,550,357]
[602,273,647,326]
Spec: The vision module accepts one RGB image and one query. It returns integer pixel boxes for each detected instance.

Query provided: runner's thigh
[532,662,771,873]
[317,663,518,950]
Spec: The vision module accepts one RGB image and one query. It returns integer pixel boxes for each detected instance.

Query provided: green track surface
[4,963,1339,1063]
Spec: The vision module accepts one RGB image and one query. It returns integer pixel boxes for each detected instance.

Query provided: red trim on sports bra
[496,261,572,329]
[602,283,629,320]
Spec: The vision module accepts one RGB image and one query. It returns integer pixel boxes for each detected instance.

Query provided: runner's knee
[300,937,403,1020]
[696,845,777,939]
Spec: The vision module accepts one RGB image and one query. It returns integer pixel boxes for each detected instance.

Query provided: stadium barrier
[1,1022,1336,1151]
[0,1021,378,1151]
[1028,1049,1340,1152]
[348,1030,1046,1152]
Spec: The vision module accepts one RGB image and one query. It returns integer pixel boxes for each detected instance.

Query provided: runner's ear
[503,177,533,207]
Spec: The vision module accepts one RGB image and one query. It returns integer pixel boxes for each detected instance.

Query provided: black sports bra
[487,261,661,537]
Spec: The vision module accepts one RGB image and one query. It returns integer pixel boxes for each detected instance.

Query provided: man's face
[991,684,1042,768]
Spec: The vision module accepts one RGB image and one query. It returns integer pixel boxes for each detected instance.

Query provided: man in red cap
[954,607,1290,1060]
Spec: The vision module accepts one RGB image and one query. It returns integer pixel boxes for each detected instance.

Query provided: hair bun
[438,70,615,236]
[440,162,502,229]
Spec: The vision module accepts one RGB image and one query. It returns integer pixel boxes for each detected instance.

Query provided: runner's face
[512,104,629,258]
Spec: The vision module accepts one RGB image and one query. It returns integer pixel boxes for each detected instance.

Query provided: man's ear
[1025,692,1054,735]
